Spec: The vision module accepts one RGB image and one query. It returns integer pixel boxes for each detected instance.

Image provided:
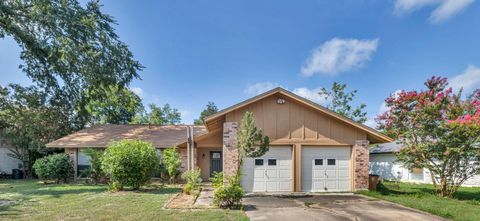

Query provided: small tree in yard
[236,111,270,176]
[377,76,480,197]
[33,153,74,184]
[101,140,159,191]
[163,147,181,184]
[214,111,269,209]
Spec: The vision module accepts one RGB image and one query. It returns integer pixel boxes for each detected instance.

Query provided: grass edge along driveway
[0,180,248,221]
[359,181,480,221]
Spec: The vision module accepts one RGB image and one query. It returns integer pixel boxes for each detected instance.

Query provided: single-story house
[369,141,480,187]
[0,130,22,175]
[46,87,393,192]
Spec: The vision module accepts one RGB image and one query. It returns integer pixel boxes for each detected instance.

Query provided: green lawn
[359,181,480,221]
[0,180,248,221]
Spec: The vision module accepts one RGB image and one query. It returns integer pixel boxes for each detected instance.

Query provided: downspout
[187,126,190,171]
[190,126,195,170]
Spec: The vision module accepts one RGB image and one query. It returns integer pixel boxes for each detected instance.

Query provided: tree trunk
[428,169,439,194]
[440,176,448,197]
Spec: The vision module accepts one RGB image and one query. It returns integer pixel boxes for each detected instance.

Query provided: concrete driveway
[243,194,447,221]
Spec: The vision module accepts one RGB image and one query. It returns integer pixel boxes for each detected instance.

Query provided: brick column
[64,148,77,181]
[354,140,370,191]
[223,122,238,178]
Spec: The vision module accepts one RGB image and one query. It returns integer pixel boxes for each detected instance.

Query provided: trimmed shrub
[213,175,244,209]
[33,153,74,184]
[183,183,192,195]
[163,147,181,184]
[181,168,202,194]
[101,139,159,191]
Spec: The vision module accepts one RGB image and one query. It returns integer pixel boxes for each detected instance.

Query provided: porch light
[276,98,286,104]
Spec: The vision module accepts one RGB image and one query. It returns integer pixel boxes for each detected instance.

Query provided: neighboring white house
[369,141,480,187]
[0,131,22,174]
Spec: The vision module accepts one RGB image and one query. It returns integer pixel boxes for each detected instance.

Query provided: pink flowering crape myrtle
[376,76,480,197]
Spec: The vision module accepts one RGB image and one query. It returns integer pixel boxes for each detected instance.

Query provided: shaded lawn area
[359,181,480,221]
[0,180,247,221]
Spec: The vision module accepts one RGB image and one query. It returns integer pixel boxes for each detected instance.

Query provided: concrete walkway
[193,183,214,208]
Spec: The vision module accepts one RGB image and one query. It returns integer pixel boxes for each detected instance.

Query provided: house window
[255,159,264,166]
[314,159,323,166]
[327,159,336,166]
[212,152,221,159]
[268,159,277,166]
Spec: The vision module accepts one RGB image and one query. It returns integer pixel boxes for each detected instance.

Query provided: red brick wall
[354,140,370,190]
[222,122,238,178]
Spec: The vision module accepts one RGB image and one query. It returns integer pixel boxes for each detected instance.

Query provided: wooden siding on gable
[225,96,367,145]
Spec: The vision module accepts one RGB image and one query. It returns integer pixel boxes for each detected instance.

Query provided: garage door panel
[302,147,351,192]
[241,146,292,192]
[278,182,290,191]
[338,159,349,167]
[254,169,265,178]
[254,182,266,191]
[313,170,325,178]
[312,181,325,190]
[279,169,290,178]
[338,179,350,190]
[266,181,277,190]
[325,170,336,178]
[266,169,277,178]
[338,170,349,178]
[325,180,338,189]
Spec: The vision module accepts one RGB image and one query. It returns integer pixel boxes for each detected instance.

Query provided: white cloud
[450,65,480,94]
[394,0,439,14]
[393,0,474,23]
[292,87,328,105]
[244,82,280,95]
[430,0,475,23]
[301,38,379,77]
[130,87,144,97]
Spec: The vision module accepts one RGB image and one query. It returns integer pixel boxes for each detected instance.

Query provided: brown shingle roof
[46,125,206,148]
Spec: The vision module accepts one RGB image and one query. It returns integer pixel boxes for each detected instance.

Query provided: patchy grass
[359,181,480,221]
[0,180,248,221]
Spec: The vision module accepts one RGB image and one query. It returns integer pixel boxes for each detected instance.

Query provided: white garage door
[302,147,351,192]
[241,146,292,192]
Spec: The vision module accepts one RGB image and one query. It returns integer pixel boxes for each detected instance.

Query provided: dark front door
[210,151,223,177]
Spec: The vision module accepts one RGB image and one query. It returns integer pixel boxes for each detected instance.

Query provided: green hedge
[101,139,159,191]
[33,153,74,184]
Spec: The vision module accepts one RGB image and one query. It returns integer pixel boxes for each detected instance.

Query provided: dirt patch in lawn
[164,193,197,209]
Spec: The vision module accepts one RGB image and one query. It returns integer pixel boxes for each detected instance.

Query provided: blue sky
[1,0,480,126]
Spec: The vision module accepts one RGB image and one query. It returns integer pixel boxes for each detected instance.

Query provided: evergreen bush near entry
[101,140,159,191]
[33,153,74,184]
